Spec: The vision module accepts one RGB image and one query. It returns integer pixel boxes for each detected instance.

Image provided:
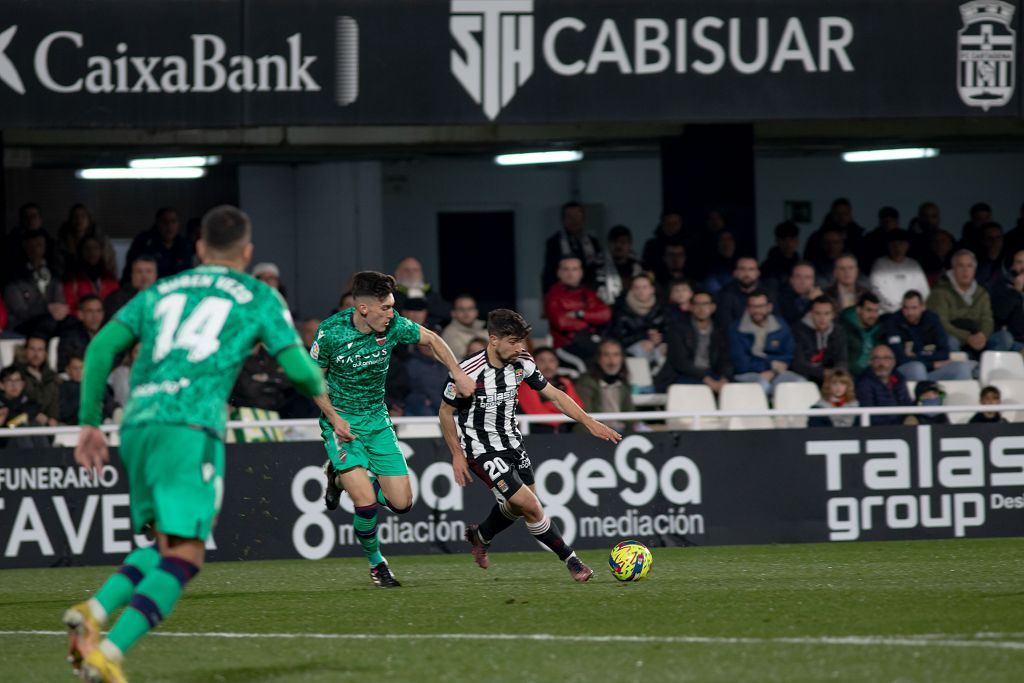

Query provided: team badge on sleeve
[444,382,457,400]
[310,341,320,360]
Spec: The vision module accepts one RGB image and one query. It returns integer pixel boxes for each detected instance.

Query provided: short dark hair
[561,201,583,217]
[132,254,158,267]
[533,346,557,359]
[607,224,631,242]
[902,290,924,304]
[792,260,815,273]
[487,309,532,339]
[810,295,833,309]
[981,385,1001,400]
[879,206,899,221]
[0,366,22,382]
[970,202,992,216]
[746,289,770,302]
[982,221,1004,234]
[857,292,880,307]
[351,271,396,301]
[691,287,714,301]
[66,353,85,364]
[78,294,103,308]
[24,334,49,347]
[831,197,851,210]
[774,221,799,239]
[201,205,251,251]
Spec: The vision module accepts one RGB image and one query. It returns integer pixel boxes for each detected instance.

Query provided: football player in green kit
[64,206,327,683]
[311,271,474,587]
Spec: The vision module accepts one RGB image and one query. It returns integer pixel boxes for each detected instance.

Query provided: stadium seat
[530,335,553,351]
[633,393,667,408]
[772,382,822,428]
[52,431,79,447]
[979,351,1024,384]
[0,338,22,368]
[396,422,442,439]
[719,383,773,430]
[938,380,982,424]
[48,336,59,372]
[990,379,1024,422]
[625,357,654,391]
[664,384,720,430]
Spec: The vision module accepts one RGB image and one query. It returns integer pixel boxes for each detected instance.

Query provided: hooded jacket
[840,306,882,377]
[792,314,848,383]
[926,271,995,344]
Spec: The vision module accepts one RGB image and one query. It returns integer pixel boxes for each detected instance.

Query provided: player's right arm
[75,318,138,477]
[438,401,470,487]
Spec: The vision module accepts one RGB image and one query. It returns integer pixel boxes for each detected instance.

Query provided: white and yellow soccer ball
[608,540,653,582]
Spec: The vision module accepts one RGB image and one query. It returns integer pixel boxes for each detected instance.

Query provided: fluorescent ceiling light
[495,150,583,166]
[76,167,206,180]
[842,148,939,163]
[128,155,221,168]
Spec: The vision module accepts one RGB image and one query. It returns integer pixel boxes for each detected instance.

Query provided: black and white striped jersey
[441,349,548,457]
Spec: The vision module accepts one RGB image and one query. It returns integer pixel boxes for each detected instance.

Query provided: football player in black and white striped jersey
[439,309,621,582]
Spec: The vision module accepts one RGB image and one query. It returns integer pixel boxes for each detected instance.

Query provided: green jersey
[113,264,301,434]
[311,308,421,414]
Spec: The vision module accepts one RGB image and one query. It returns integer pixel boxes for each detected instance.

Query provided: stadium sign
[0,0,1019,128]
[1,425,1022,569]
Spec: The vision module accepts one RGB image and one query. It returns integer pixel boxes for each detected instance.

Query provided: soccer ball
[608,540,652,582]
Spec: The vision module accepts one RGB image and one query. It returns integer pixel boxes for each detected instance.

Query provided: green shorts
[119,425,224,541]
[320,408,408,477]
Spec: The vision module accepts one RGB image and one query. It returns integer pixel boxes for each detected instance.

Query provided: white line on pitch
[1,630,1023,651]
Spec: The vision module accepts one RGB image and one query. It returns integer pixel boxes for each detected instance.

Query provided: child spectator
[904,380,949,426]
[969,385,1008,424]
[808,369,859,427]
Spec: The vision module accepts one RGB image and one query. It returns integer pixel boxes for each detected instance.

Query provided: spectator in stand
[805,198,865,268]
[575,338,633,434]
[610,274,666,366]
[122,207,194,281]
[961,202,994,255]
[824,254,869,312]
[2,202,57,287]
[870,229,929,313]
[15,334,59,421]
[863,206,921,271]
[56,204,116,278]
[104,254,157,319]
[542,201,603,291]
[716,256,777,328]
[760,221,801,284]
[777,262,824,326]
[253,262,284,295]
[464,337,488,359]
[229,345,292,414]
[841,292,883,377]
[904,381,950,426]
[1002,201,1024,256]
[392,256,449,325]
[908,201,943,236]
[63,235,120,314]
[517,346,584,433]
[928,249,1004,357]
[108,343,140,409]
[57,294,105,372]
[655,288,732,394]
[641,210,686,274]
[920,228,957,286]
[401,344,451,417]
[663,279,694,324]
[596,225,644,305]
[729,290,802,396]
[975,222,1005,290]
[544,256,611,373]
[809,226,846,288]
[3,228,69,336]
[703,230,738,294]
[991,249,1024,349]
[654,244,688,293]
[59,353,115,425]
[970,386,1007,424]
[854,344,913,426]
[442,294,487,363]
[808,369,859,428]
[0,366,53,448]
[792,296,847,385]
[883,290,972,382]
[337,290,355,311]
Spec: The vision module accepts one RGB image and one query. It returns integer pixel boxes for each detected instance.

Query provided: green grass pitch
[2,538,1022,682]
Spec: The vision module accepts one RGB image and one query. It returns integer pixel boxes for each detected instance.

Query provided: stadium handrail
[2,403,1022,437]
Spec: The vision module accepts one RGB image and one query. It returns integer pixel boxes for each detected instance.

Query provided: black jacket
[715,279,777,329]
[792,317,848,384]
[990,273,1024,342]
[610,299,666,349]
[654,315,733,390]
[880,310,950,370]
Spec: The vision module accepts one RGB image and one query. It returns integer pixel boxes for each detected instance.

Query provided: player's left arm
[417,326,475,397]
[76,320,138,477]
[538,382,622,443]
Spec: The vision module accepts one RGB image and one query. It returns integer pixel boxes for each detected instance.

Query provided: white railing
[1,403,1022,439]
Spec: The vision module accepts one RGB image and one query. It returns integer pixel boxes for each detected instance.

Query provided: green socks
[91,546,161,622]
[105,556,199,655]
[353,503,384,566]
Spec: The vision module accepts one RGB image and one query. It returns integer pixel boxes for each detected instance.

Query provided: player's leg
[336,465,401,587]
[366,414,413,513]
[375,475,412,513]
[321,421,348,511]
[506,484,593,583]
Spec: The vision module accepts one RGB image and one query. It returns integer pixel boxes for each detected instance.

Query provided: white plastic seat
[48,336,60,372]
[0,338,23,368]
[935,380,980,424]
[980,351,1024,384]
[772,382,822,428]
[52,431,79,447]
[664,384,719,430]
[719,383,773,430]
[625,357,654,390]
[990,379,1024,422]
[396,422,442,439]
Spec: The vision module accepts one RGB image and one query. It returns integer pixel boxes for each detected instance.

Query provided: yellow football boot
[62,601,101,674]
[80,647,128,683]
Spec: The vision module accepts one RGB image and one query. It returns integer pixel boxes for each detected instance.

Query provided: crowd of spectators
[3,195,1023,442]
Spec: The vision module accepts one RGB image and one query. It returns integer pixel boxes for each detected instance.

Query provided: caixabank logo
[449,1,857,120]
[807,425,1024,542]
[0,19,359,106]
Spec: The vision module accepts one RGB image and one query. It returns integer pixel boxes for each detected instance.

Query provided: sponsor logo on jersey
[443,382,457,400]
[514,367,524,383]
[310,341,319,360]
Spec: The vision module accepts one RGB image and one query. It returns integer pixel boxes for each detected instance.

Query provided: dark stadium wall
[754,151,1024,260]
